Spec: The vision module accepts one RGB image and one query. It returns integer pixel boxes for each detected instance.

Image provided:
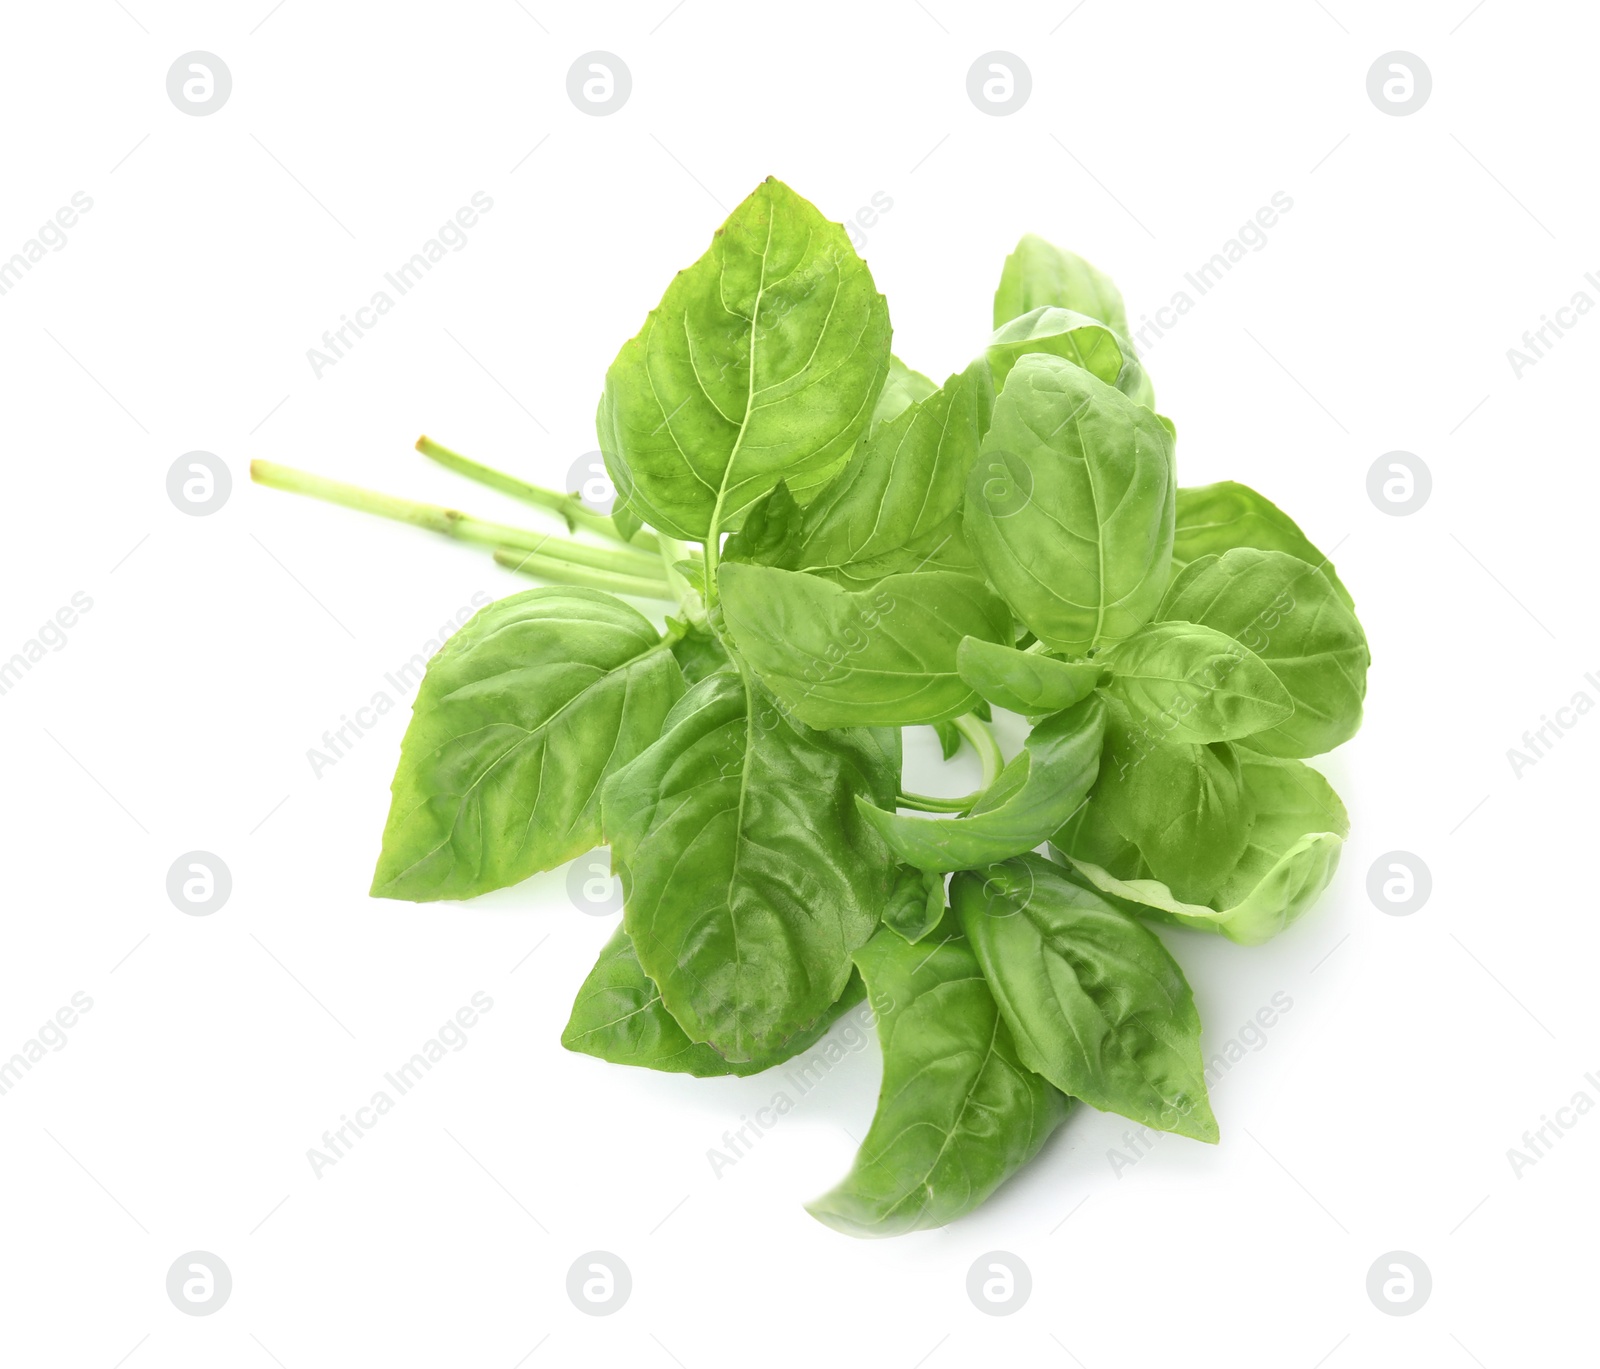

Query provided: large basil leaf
[718,564,1011,728]
[603,669,898,1062]
[952,855,1217,1142]
[1094,700,1253,905]
[596,178,890,540]
[994,233,1131,337]
[1060,752,1348,945]
[371,589,684,902]
[957,636,1105,716]
[806,919,1069,1237]
[1103,620,1293,744]
[1174,481,1353,608]
[964,353,1175,655]
[872,355,937,429]
[562,924,866,1077]
[1160,548,1369,758]
[856,695,1105,872]
[988,306,1152,408]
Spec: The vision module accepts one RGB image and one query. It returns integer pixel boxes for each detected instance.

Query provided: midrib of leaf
[720,662,761,1055]
[1069,387,1110,645]
[707,206,778,548]
[571,984,665,1042]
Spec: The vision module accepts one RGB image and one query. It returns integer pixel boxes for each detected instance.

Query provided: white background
[1,1,1594,1365]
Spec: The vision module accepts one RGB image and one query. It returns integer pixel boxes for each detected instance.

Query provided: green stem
[251,461,671,580]
[491,549,676,600]
[656,533,707,627]
[415,436,658,552]
[953,713,1004,788]
[896,790,978,814]
[896,714,1005,815]
[702,532,721,608]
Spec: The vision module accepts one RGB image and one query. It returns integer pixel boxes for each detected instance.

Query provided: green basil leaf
[596,178,890,540]
[371,588,684,902]
[989,306,1124,388]
[932,719,963,761]
[806,920,1069,1237]
[611,500,645,544]
[720,480,804,567]
[562,924,866,1077]
[952,854,1217,1142]
[1103,620,1293,744]
[1214,753,1347,905]
[667,619,730,684]
[1053,797,1148,878]
[603,669,898,1062]
[1174,481,1353,609]
[1060,752,1348,946]
[872,355,938,430]
[1094,700,1253,904]
[718,564,1012,727]
[883,865,946,943]
[856,695,1106,872]
[964,353,1175,655]
[956,636,1106,716]
[671,559,705,595]
[724,360,993,587]
[786,359,993,582]
[987,305,1152,408]
[1160,548,1369,758]
[994,233,1131,338]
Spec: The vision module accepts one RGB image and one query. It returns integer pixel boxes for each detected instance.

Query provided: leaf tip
[1176,1101,1220,1144]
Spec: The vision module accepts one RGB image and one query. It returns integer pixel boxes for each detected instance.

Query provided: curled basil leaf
[856,695,1106,872]
[987,305,1152,409]
[806,918,1069,1237]
[1093,699,1254,905]
[1058,751,1349,946]
[956,636,1106,716]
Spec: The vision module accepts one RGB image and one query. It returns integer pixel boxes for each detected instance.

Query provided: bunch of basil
[326,179,1369,1236]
